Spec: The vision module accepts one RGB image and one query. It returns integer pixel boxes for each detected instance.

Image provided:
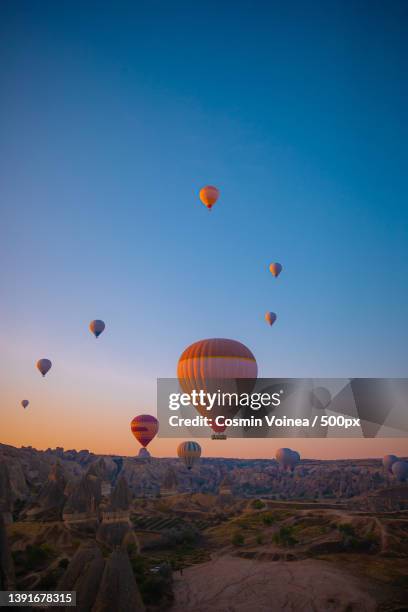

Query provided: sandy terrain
[171,555,377,612]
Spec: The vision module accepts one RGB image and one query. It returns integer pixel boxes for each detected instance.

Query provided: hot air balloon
[269,263,283,277]
[383,454,398,473]
[89,320,105,338]
[392,460,408,482]
[36,359,52,377]
[21,400,29,410]
[177,441,201,470]
[177,338,257,437]
[130,415,159,449]
[199,185,219,210]
[275,448,293,471]
[265,312,277,326]
[289,450,300,471]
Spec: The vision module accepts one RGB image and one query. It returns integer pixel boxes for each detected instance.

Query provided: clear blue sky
[1,0,407,455]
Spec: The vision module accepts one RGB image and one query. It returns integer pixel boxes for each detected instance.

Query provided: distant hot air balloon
[269,263,283,278]
[177,338,257,437]
[290,450,300,471]
[89,320,105,338]
[21,400,29,410]
[131,415,159,449]
[199,185,219,210]
[275,448,293,471]
[383,454,398,473]
[177,441,201,470]
[392,460,408,482]
[36,359,52,377]
[265,312,277,326]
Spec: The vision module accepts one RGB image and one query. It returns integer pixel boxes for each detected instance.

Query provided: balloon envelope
[131,415,159,448]
[383,454,398,473]
[269,263,283,277]
[199,185,219,210]
[265,312,277,326]
[177,441,201,470]
[276,448,293,470]
[89,320,105,338]
[392,460,408,482]
[36,359,52,377]
[177,338,257,434]
[21,400,29,409]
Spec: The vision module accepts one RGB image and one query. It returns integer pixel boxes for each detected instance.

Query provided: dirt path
[171,555,377,612]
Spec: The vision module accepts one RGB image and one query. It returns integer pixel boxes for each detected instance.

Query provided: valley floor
[171,555,380,612]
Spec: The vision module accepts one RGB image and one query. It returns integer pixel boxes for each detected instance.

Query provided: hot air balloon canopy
[36,359,52,377]
[131,415,159,448]
[269,263,283,277]
[392,460,408,482]
[199,185,219,210]
[265,312,277,326]
[383,454,398,473]
[177,441,201,470]
[89,319,106,338]
[177,338,257,435]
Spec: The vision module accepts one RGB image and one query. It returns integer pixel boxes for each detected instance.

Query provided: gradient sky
[1,0,407,459]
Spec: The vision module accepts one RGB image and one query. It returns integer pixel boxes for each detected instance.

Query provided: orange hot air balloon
[177,338,257,436]
[130,414,159,448]
[269,262,283,277]
[199,185,219,210]
[265,312,277,326]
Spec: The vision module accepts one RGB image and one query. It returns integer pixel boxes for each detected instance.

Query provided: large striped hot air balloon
[130,415,159,449]
[177,338,257,436]
[177,441,201,470]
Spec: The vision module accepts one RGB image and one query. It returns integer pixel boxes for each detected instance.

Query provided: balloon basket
[211,433,227,440]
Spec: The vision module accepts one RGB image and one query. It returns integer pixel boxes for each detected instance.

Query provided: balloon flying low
[383,454,398,474]
[36,359,52,377]
[21,400,29,410]
[269,263,283,277]
[392,460,408,482]
[276,448,300,472]
[130,414,159,448]
[199,185,219,210]
[89,320,105,338]
[265,312,277,326]
[177,441,201,470]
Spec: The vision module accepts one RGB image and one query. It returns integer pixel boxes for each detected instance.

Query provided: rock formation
[97,476,135,548]
[92,549,145,612]
[57,544,144,612]
[0,514,15,590]
[23,461,67,521]
[0,461,13,524]
[161,466,178,495]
